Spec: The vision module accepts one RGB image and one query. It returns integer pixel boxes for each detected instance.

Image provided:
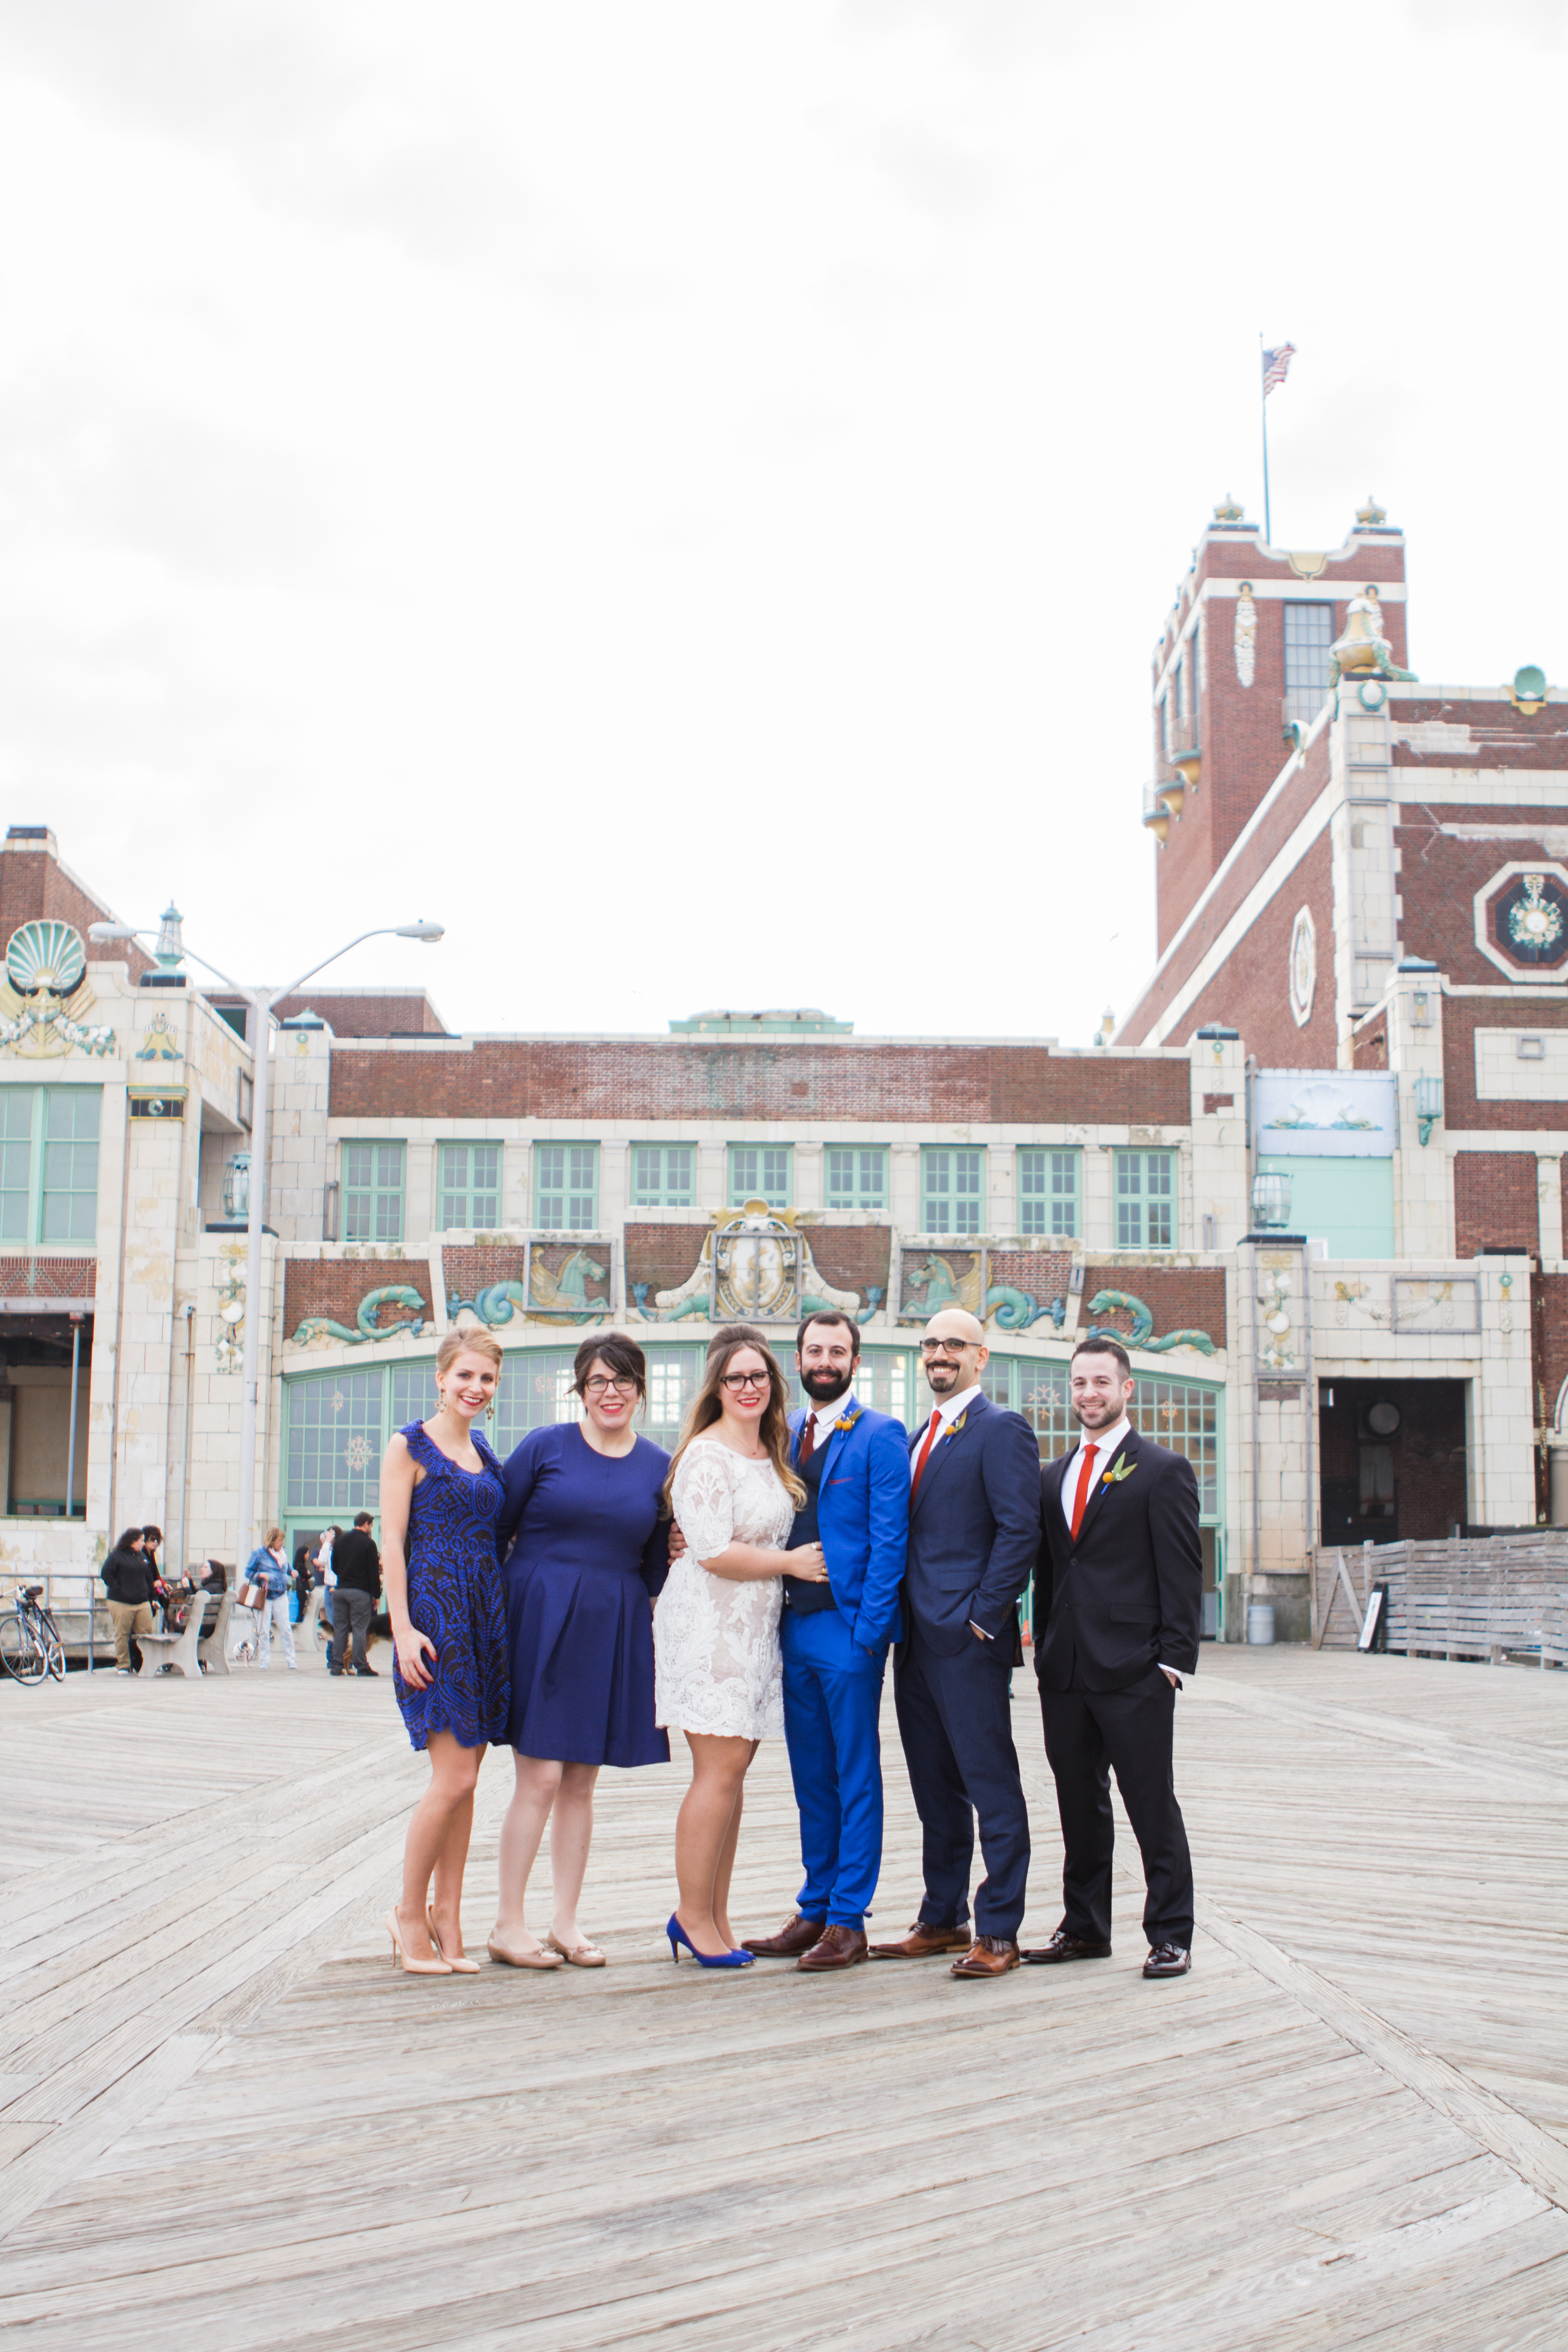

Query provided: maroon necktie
[910,1414,940,1500]
[798,1412,818,1465]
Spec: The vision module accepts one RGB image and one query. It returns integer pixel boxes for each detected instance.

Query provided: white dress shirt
[1061,1416,1180,1682]
[800,1392,857,1454]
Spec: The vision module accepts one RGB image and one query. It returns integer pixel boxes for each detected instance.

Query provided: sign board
[1253,1070,1397,1158]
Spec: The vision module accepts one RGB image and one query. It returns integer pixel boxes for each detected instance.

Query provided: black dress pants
[894,1622,1030,1939]
[1039,1671,1193,1949]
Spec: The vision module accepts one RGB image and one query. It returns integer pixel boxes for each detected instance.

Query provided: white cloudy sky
[0,1,1562,1046]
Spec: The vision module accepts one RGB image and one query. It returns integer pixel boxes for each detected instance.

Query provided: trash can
[1246,1602,1276,1646]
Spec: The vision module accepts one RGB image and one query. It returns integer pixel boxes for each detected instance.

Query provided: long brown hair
[662,1333,805,1514]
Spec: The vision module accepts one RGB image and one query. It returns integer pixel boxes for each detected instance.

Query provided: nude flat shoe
[386,1907,452,1976]
[486,1934,563,1969]
[546,1930,607,1968]
[427,1909,481,1974]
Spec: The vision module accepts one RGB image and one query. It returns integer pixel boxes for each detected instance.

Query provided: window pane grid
[825,1147,886,1212]
[921,1148,983,1236]
[1115,1150,1175,1249]
[632,1145,695,1208]
[0,1091,34,1242]
[1283,601,1335,729]
[439,1143,501,1231]
[342,1142,404,1244]
[728,1146,792,1207]
[1019,1148,1078,1239]
[285,1369,384,1513]
[536,1145,598,1231]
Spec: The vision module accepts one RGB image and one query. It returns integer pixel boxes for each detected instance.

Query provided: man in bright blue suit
[743,1310,910,1973]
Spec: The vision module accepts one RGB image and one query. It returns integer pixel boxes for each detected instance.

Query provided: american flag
[1262,343,1296,395]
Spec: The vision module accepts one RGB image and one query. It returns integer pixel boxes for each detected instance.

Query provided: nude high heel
[427,1908,481,1973]
[386,1907,452,1976]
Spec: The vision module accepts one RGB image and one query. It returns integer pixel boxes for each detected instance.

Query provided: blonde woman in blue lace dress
[380,1328,511,1976]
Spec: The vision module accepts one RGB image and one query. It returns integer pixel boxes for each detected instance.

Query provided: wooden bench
[1406,1594,1566,1667]
[137,1588,234,1680]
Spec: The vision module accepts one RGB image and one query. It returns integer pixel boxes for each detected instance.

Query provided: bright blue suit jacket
[787,1402,910,1653]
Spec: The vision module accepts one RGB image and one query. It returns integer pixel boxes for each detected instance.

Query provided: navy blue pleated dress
[392,1421,511,1753]
[497,1423,671,1768]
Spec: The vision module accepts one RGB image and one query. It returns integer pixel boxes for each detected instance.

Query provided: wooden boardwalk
[1,1643,1565,2350]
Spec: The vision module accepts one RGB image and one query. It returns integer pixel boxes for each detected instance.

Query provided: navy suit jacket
[1034,1428,1202,1692]
[787,1403,909,1651]
[902,1392,1042,1658]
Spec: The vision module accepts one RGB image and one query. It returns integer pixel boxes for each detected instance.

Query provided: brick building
[1,495,1560,1650]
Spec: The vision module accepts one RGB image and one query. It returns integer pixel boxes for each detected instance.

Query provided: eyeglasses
[583,1375,638,1396]
[720,1370,771,1393]
[920,1339,977,1359]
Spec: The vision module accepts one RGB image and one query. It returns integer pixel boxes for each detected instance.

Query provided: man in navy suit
[1028,1337,1202,1979]
[744,1311,911,1972]
[869,1306,1042,1979]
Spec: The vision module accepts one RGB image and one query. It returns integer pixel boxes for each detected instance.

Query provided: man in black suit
[869,1307,1042,1980]
[330,1512,383,1679]
[1028,1336,1202,1979]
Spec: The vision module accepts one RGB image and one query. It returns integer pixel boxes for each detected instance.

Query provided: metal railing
[0,1570,112,1668]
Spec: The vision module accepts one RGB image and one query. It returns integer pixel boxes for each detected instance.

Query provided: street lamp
[89,916,443,1567]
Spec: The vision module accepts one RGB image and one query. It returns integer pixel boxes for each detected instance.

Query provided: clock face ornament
[1507,872,1564,957]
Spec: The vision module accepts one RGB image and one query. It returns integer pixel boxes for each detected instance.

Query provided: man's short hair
[352,1512,374,1528]
[795,1308,861,1360]
[1071,1334,1133,1380]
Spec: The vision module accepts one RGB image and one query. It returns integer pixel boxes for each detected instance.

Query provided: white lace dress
[655,1438,795,1739]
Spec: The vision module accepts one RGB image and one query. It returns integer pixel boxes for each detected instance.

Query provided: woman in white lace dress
[657,1337,827,1964]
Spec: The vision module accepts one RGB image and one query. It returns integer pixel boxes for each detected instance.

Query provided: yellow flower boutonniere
[946,1411,968,1436]
[1102,1457,1137,1487]
[833,1406,862,1433]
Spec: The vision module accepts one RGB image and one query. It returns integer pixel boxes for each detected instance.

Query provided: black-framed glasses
[720,1370,771,1393]
[920,1338,976,1359]
[583,1375,638,1396]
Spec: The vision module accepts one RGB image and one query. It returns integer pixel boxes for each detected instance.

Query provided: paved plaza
[1,1645,1565,2349]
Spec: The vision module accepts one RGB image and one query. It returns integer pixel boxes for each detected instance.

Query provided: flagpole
[1259,332,1272,546]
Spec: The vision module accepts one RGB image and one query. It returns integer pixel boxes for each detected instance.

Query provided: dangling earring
[486,1400,495,1421]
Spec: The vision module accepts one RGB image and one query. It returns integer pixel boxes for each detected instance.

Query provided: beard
[802,1364,853,1404]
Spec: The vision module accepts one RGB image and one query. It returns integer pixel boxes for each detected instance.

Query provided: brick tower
[1145,497,1408,956]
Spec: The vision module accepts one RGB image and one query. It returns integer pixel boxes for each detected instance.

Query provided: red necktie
[798,1413,817,1465]
[910,1412,941,1500]
[1069,1444,1099,1541]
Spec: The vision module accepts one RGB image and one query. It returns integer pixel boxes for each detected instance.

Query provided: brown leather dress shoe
[950,1935,1020,1978]
[1022,1929,1113,1965]
[742,1912,825,1958]
[797,1924,868,1973]
[1142,1942,1191,1979]
[867,1920,972,1959]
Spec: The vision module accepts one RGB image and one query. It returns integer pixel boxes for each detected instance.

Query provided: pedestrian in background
[242,1528,297,1670]
[102,1527,157,1675]
[331,1512,382,1678]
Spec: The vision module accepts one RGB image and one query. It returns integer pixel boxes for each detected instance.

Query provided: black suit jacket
[903,1392,1042,1659]
[1034,1428,1202,1692]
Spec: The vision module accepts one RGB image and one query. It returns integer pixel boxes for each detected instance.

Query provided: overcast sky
[1,1,1562,1048]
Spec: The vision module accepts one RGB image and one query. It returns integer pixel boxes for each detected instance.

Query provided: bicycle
[1,1586,66,1685]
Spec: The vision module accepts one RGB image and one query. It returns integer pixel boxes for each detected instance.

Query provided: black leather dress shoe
[1142,1942,1191,1979]
[1022,1930,1112,1965]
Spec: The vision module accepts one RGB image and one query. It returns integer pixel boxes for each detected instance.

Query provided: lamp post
[88,919,443,1568]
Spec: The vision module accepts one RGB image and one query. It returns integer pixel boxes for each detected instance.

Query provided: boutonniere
[1102,1458,1136,1486]
[832,1407,862,1433]
[946,1411,968,1436]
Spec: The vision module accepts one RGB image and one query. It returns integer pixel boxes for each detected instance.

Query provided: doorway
[1317,1379,1468,1546]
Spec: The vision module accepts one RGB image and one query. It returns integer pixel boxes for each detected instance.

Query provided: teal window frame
[438,1142,502,1232]
[728,1143,792,1208]
[534,1143,598,1231]
[631,1144,696,1209]
[341,1140,405,1244]
[1018,1147,1079,1239]
[0,1086,100,1245]
[825,1145,887,1214]
[920,1146,985,1236]
[1115,1148,1176,1251]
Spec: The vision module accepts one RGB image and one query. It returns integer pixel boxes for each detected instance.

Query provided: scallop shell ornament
[6,920,87,997]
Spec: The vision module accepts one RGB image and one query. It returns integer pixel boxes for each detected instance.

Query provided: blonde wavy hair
[662,1333,805,1516]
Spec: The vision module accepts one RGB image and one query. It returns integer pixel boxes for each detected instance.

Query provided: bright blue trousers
[780,1608,887,1929]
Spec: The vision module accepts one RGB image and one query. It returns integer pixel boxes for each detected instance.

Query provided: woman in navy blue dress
[380,1327,511,1976]
[489,1331,670,1969]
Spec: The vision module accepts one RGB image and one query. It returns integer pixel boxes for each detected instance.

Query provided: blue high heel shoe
[666,1913,754,1968]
